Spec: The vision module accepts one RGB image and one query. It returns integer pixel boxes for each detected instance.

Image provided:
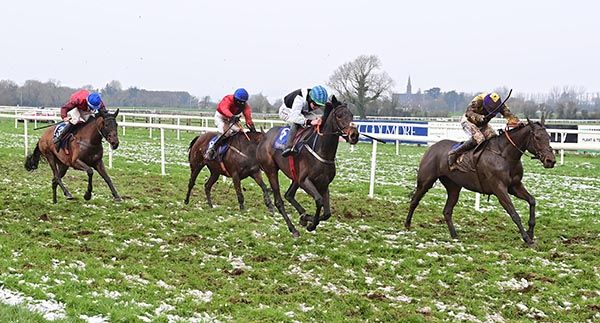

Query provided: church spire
[406,76,412,94]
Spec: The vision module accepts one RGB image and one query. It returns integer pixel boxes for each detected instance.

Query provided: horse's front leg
[320,189,332,221]
[284,182,308,226]
[300,178,323,232]
[494,187,533,246]
[93,160,122,202]
[75,160,94,201]
[509,182,536,240]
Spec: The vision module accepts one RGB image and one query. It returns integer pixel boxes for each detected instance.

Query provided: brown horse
[185,130,274,212]
[405,120,556,245]
[24,109,122,203]
[256,95,359,237]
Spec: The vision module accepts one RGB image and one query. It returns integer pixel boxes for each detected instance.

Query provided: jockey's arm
[464,99,484,124]
[242,103,253,126]
[500,104,520,124]
[285,96,309,126]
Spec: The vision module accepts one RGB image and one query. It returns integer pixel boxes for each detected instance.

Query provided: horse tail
[24,142,42,171]
[188,135,200,161]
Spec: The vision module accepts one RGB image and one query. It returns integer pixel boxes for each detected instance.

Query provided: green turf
[0,119,599,322]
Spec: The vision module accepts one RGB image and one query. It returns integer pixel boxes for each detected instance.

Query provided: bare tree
[327,55,394,119]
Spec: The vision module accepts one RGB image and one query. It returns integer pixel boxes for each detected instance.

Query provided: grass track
[0,119,599,322]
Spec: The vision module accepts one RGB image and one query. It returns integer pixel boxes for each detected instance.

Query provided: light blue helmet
[87,92,102,111]
[309,85,328,106]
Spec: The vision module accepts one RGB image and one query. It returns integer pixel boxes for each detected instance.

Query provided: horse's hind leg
[57,164,73,199]
[93,160,121,201]
[47,155,70,203]
[204,169,220,208]
[232,174,245,210]
[265,170,299,237]
[405,174,437,229]
[75,160,94,201]
[439,177,461,239]
[509,182,536,240]
[251,172,274,214]
[184,162,205,204]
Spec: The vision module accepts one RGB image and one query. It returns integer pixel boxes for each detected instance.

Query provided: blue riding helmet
[87,92,102,111]
[309,85,328,106]
[234,88,249,102]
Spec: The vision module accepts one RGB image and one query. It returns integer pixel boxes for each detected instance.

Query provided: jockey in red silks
[54,90,105,150]
[204,88,256,160]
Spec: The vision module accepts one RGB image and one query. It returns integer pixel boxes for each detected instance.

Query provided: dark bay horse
[257,96,359,237]
[405,120,556,245]
[24,109,122,203]
[185,131,274,212]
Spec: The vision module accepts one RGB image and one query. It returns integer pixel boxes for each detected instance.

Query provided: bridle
[504,124,540,160]
[317,106,353,139]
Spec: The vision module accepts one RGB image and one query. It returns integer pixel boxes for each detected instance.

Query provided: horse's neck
[498,127,528,160]
[313,122,340,161]
[79,119,103,145]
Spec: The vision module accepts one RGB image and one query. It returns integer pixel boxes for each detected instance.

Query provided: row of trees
[0,79,199,108]
[326,55,600,119]
[2,56,600,119]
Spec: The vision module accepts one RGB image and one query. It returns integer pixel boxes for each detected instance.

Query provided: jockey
[448,92,520,169]
[205,88,255,160]
[54,90,105,150]
[278,85,328,157]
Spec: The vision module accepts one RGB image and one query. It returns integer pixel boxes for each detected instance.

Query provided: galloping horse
[185,130,274,212]
[24,109,122,203]
[405,120,556,245]
[257,96,359,237]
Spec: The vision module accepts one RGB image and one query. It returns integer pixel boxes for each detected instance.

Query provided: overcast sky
[1,0,598,101]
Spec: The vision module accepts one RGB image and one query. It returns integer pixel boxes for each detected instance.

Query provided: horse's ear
[114,108,120,117]
[331,95,339,106]
[526,117,531,124]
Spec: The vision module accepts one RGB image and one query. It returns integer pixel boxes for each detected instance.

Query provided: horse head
[323,95,359,144]
[98,108,120,150]
[525,118,556,168]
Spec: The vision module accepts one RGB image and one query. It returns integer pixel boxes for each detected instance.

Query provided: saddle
[208,135,231,161]
[273,126,313,151]
[451,141,490,173]
[53,122,86,152]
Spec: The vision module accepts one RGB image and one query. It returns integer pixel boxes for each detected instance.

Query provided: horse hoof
[306,223,317,232]
[84,193,92,201]
[292,231,300,238]
[299,214,308,227]
[65,195,74,200]
[184,199,189,205]
[114,196,123,203]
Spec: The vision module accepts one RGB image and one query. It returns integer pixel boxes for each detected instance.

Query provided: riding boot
[205,135,227,160]
[282,124,299,157]
[448,139,477,169]
[53,123,72,152]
